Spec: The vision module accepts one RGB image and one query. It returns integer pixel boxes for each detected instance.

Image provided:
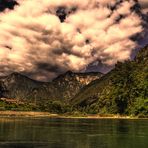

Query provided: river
[0,117,148,148]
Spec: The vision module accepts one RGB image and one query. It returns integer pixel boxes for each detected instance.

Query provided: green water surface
[0,117,148,148]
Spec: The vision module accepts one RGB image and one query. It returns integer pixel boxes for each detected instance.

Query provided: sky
[0,0,147,81]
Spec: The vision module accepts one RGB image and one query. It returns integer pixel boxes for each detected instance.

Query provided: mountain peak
[10,72,22,76]
[65,71,73,75]
[7,72,28,80]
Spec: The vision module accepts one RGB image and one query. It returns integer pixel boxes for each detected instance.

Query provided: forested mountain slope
[72,45,148,116]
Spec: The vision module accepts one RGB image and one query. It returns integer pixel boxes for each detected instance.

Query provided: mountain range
[0,45,148,116]
[0,71,103,103]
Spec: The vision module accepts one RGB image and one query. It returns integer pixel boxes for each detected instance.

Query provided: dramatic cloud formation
[0,0,144,81]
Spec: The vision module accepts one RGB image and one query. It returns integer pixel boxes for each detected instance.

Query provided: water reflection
[0,117,148,148]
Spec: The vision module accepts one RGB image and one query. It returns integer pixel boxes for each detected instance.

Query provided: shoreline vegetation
[0,111,147,119]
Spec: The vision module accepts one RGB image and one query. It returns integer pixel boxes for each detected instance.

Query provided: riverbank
[0,111,147,119]
[0,111,58,117]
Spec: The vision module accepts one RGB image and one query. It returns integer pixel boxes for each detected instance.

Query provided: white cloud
[0,0,143,81]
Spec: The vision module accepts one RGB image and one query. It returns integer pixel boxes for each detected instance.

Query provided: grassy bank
[0,111,58,117]
[0,111,147,119]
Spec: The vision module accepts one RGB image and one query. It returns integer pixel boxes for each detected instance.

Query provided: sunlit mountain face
[0,0,147,81]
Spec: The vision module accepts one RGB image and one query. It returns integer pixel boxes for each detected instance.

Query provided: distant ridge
[0,71,103,103]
